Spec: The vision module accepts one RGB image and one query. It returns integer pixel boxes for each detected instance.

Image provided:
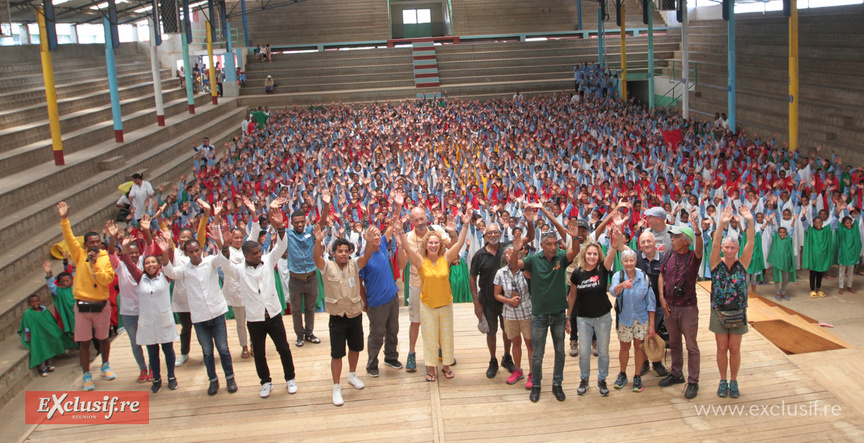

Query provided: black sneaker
[151,379,162,394]
[529,386,541,403]
[598,380,610,397]
[227,378,238,393]
[486,357,499,379]
[552,385,566,402]
[295,338,304,347]
[167,377,178,390]
[383,359,403,370]
[685,382,699,399]
[305,334,321,344]
[367,367,380,378]
[653,361,669,377]
[208,380,219,396]
[501,354,516,373]
[577,378,589,396]
[641,360,650,376]
[659,374,686,387]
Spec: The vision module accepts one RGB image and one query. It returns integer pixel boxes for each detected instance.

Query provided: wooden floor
[22,285,864,442]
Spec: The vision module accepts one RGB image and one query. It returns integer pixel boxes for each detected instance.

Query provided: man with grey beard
[471,217,535,379]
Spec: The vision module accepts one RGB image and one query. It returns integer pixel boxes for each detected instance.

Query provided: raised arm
[356,228,376,269]
[738,205,755,270]
[691,207,704,260]
[710,206,733,270]
[508,232,526,271]
[444,212,472,264]
[57,202,83,263]
[312,224,327,272]
[316,189,332,230]
[394,217,424,270]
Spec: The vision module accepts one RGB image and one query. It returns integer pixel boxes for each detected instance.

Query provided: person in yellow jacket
[58,201,117,391]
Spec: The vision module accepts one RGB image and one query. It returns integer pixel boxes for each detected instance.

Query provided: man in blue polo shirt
[286,190,331,348]
[359,224,405,377]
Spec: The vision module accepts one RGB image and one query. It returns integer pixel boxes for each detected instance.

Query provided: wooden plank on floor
[19,285,864,442]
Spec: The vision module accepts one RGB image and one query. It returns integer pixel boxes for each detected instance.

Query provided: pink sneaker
[525,373,533,390]
[506,368,524,385]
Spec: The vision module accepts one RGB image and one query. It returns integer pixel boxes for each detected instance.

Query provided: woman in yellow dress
[396,211,471,382]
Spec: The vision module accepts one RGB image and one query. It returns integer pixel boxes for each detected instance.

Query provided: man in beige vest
[313,226,375,406]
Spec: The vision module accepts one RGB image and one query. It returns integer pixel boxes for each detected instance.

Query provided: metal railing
[657,62,698,108]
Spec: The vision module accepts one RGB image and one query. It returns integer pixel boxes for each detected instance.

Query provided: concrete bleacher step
[0,103,245,408]
[241,79,418,95]
[0,60,152,95]
[0,86,189,155]
[0,69,174,111]
[0,76,176,131]
[0,54,145,76]
[0,92,208,178]
[244,70,414,88]
[245,52,413,72]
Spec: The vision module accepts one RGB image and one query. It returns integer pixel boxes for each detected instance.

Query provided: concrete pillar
[728,0,737,131]
[648,0,655,109]
[149,18,166,125]
[181,32,195,113]
[38,9,64,165]
[682,0,690,119]
[69,24,79,43]
[104,16,124,142]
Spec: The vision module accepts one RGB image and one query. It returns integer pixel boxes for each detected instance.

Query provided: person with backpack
[610,249,655,393]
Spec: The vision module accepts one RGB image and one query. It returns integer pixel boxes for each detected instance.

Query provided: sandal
[241,348,250,359]
[775,295,783,301]
[781,295,791,301]
[425,372,436,382]
[442,368,455,379]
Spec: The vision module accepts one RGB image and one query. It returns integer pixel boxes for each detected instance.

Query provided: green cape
[802,226,835,273]
[449,258,472,303]
[19,308,75,368]
[52,286,76,335]
[741,230,766,276]
[836,221,862,266]
[767,233,797,282]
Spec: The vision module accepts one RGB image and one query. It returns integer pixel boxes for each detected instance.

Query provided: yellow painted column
[38,9,64,165]
[789,0,799,151]
[207,22,218,105]
[620,5,627,99]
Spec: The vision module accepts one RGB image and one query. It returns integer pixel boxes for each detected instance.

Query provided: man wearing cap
[634,231,669,377]
[644,206,673,255]
[658,209,703,399]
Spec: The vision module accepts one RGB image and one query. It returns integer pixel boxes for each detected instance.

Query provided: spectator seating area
[0,43,246,407]
[685,3,864,164]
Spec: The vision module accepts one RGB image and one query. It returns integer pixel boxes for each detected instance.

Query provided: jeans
[530,310,566,387]
[177,312,193,356]
[147,342,176,381]
[288,277,318,339]
[121,314,147,371]
[366,295,399,371]
[247,314,296,384]
[193,315,235,382]
[576,312,612,382]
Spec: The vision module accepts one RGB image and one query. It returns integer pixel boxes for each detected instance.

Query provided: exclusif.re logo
[26,391,149,425]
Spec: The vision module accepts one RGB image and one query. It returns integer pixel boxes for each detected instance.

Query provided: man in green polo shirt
[510,220,580,403]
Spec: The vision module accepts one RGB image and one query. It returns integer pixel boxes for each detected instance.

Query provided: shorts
[408,285,422,323]
[483,305,505,337]
[617,319,649,343]
[504,318,532,341]
[709,308,749,335]
[329,314,364,359]
[74,302,111,342]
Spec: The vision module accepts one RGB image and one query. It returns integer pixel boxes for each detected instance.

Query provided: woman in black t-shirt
[567,238,617,397]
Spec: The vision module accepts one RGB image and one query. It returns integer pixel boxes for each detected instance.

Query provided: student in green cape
[19,294,76,376]
[836,207,862,295]
[43,261,75,337]
[801,213,836,299]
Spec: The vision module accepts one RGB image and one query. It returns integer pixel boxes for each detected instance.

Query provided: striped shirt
[493,267,532,321]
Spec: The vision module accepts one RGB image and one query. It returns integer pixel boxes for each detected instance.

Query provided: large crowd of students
[27,68,864,405]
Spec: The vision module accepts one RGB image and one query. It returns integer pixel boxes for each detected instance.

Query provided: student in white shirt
[161,226,238,397]
[220,198,296,399]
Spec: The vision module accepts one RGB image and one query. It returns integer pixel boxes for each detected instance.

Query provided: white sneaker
[347,373,365,390]
[287,379,298,394]
[175,354,189,367]
[259,382,273,398]
[332,384,344,406]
